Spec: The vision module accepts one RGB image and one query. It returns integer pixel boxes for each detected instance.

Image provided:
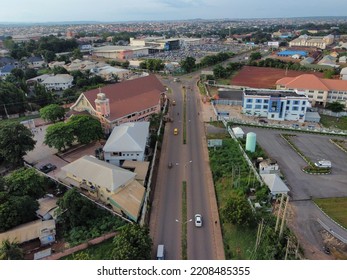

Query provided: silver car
[195,214,202,227]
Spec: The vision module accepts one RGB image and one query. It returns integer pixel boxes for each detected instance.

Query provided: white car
[195,214,202,227]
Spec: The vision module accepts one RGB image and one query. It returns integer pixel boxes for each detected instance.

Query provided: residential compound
[276,74,347,108]
[103,122,150,166]
[242,89,309,122]
[27,74,74,91]
[289,34,335,49]
[69,75,166,133]
[58,155,146,222]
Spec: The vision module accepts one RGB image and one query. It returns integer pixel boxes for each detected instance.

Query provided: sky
[0,0,346,23]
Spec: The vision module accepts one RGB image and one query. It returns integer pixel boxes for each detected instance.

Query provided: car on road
[195,214,202,227]
[174,128,178,135]
[39,163,57,173]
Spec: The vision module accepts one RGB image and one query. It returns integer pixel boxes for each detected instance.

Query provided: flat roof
[244,89,301,98]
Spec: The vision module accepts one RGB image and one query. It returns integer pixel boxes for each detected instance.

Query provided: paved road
[184,78,215,259]
[240,126,347,258]
[150,75,221,260]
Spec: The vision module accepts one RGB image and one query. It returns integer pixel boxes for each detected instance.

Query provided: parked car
[195,214,202,227]
[39,163,57,173]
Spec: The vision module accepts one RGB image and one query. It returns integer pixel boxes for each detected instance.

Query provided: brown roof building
[276,74,347,107]
[70,75,166,132]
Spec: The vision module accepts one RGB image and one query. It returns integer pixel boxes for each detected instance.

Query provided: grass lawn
[62,238,114,260]
[320,115,347,130]
[314,197,347,229]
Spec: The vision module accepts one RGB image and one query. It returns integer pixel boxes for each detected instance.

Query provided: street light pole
[175,219,192,224]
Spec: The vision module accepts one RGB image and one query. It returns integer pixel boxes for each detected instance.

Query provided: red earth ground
[231,66,324,89]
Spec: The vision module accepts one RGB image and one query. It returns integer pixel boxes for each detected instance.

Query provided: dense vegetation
[209,135,296,259]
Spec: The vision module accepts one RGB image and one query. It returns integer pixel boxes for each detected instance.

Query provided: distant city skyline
[0,0,347,23]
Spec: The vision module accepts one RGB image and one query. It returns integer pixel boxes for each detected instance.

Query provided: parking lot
[240,126,347,200]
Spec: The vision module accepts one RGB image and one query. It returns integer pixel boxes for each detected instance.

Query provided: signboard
[207,139,223,147]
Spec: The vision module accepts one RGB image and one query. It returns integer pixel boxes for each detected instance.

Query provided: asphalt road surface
[150,76,215,259]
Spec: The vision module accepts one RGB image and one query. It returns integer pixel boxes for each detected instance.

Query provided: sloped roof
[81,75,165,121]
[261,174,289,195]
[276,74,347,91]
[109,179,145,221]
[61,155,136,192]
[103,122,149,153]
[41,74,73,84]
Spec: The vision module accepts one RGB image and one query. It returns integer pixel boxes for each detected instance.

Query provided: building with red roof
[276,74,347,108]
[70,75,166,132]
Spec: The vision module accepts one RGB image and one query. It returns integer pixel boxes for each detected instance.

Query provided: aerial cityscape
[0,4,347,262]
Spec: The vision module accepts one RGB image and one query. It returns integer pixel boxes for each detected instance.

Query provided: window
[246,104,252,109]
[293,100,299,105]
[256,99,262,103]
[308,90,314,93]
[301,107,305,111]
[112,152,120,156]
[318,91,324,94]
[286,100,290,104]
[263,105,268,109]
[286,106,289,110]
[264,100,269,104]
[247,99,253,103]
[302,101,306,105]
[255,105,262,109]
[317,96,323,99]
[308,95,313,98]
[292,106,299,111]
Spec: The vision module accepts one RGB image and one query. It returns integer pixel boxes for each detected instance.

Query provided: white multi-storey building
[242,89,309,122]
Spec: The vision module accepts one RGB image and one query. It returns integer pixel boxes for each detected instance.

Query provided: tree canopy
[222,194,255,227]
[0,123,36,166]
[326,101,345,113]
[44,115,103,151]
[180,56,196,73]
[5,168,46,199]
[0,240,24,260]
[111,224,152,260]
[40,104,65,123]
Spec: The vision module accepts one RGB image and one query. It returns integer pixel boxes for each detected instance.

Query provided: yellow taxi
[174,128,178,135]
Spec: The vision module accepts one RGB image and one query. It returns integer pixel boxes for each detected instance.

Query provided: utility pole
[3,104,9,119]
[255,218,264,253]
[275,193,289,237]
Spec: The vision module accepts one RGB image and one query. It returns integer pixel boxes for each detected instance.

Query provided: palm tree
[0,239,24,260]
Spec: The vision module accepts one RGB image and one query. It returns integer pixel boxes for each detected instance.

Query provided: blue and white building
[242,89,309,122]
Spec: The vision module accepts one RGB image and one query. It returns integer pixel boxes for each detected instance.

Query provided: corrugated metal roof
[61,155,136,192]
[103,122,149,153]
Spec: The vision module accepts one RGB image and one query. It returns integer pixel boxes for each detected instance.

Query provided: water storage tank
[246,132,256,152]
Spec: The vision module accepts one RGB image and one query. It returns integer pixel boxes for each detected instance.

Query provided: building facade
[276,74,347,108]
[70,75,166,133]
[289,34,334,49]
[103,122,150,166]
[242,89,309,122]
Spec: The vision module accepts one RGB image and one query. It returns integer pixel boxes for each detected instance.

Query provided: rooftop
[244,89,301,98]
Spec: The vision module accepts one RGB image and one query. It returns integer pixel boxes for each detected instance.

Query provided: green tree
[72,48,83,60]
[0,240,24,260]
[323,69,335,79]
[11,68,25,80]
[0,82,27,115]
[57,188,100,229]
[111,224,152,260]
[44,122,74,152]
[326,101,345,113]
[250,52,262,61]
[213,64,228,79]
[43,50,56,63]
[0,123,36,166]
[69,115,103,144]
[52,66,68,75]
[180,56,196,73]
[0,195,39,232]
[222,194,255,227]
[39,104,65,123]
[5,168,46,199]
